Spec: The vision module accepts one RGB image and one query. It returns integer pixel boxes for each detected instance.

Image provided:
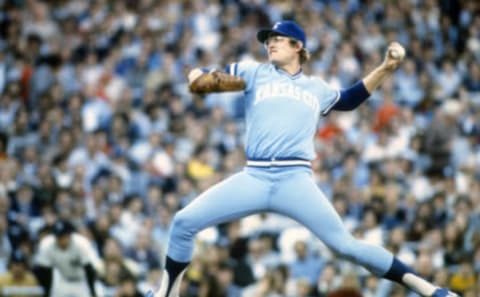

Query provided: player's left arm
[188,68,246,94]
[332,42,405,111]
[187,60,262,94]
[84,264,97,297]
[78,235,100,297]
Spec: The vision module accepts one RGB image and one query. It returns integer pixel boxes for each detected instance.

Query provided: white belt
[246,159,311,167]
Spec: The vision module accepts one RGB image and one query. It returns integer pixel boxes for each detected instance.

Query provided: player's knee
[332,238,358,260]
[171,211,197,236]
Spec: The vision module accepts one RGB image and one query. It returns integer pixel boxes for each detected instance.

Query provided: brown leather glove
[188,69,246,94]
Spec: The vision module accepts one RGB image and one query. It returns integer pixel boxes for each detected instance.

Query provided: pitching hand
[382,42,405,71]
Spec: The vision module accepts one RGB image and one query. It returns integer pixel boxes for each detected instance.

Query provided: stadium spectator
[0,250,41,297]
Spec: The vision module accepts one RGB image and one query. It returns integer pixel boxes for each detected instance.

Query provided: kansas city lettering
[254,82,320,114]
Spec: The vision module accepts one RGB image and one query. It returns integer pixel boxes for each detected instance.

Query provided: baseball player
[33,220,99,297]
[148,21,457,297]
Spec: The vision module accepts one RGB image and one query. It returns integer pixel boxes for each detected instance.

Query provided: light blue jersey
[227,61,340,160]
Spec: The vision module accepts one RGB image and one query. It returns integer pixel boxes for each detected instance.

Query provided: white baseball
[389,47,405,60]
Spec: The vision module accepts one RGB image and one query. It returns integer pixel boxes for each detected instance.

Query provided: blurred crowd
[0,0,479,296]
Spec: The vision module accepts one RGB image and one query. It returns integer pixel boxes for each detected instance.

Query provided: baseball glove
[188,69,246,94]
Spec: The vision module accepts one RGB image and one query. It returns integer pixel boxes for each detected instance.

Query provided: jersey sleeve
[35,237,53,267]
[76,235,101,268]
[314,78,341,116]
[225,60,260,92]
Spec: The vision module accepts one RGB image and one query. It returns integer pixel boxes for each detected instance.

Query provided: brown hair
[289,39,310,64]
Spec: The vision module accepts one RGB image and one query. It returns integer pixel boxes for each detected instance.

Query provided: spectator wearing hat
[33,220,100,297]
[0,250,41,297]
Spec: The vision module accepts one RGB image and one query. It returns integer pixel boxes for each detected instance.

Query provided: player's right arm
[320,42,405,115]
[362,42,405,92]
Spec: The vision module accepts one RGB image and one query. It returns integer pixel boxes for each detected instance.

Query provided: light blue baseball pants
[167,166,393,276]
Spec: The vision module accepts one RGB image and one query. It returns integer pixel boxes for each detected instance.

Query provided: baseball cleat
[145,269,185,297]
[432,288,459,297]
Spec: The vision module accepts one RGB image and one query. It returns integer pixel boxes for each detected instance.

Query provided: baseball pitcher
[148,21,457,297]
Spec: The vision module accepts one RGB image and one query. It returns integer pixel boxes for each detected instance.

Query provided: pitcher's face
[264,35,301,66]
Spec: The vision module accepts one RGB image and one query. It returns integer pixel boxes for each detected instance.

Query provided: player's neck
[275,61,302,76]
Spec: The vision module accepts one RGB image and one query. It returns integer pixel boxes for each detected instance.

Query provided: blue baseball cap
[257,20,306,48]
[52,220,74,236]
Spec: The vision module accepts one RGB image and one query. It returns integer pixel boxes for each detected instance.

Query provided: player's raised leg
[148,170,271,297]
[271,168,458,297]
